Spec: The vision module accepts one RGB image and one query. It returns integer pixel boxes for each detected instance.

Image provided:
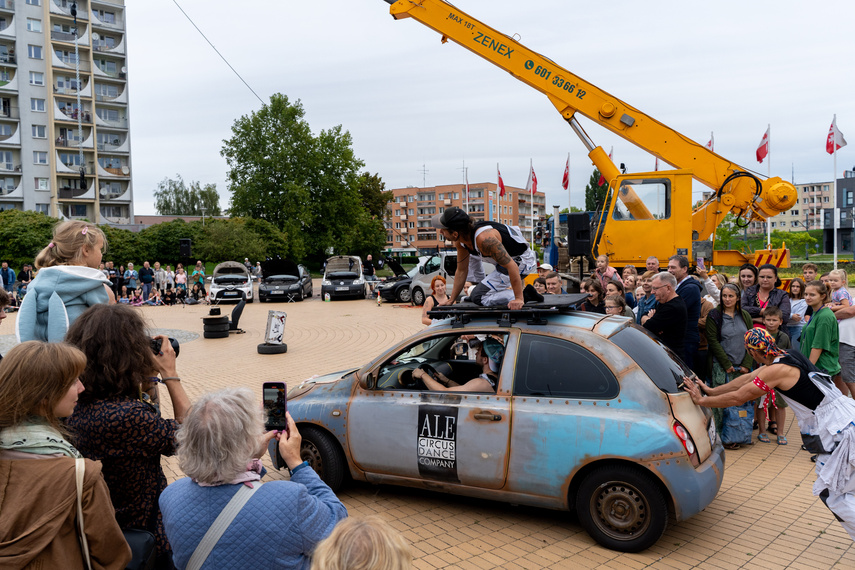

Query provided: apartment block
[383,182,546,256]
[822,169,855,254]
[0,0,133,224]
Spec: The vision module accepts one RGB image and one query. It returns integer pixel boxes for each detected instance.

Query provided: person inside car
[412,337,504,392]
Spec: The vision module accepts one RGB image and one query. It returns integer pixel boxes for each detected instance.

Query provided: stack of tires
[203,315,229,339]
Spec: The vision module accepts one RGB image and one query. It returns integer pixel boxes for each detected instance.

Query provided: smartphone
[262,382,288,431]
[697,257,706,271]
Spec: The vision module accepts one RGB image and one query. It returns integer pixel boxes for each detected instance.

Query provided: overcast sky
[125,0,855,216]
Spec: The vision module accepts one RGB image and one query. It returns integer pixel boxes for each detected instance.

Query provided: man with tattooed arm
[431,207,539,310]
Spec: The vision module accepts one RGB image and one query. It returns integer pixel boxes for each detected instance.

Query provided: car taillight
[673,422,699,467]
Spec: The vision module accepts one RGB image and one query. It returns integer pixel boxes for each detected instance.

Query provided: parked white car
[209,261,254,303]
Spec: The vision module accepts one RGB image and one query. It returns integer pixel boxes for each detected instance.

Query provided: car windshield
[395,337,443,362]
[215,275,247,284]
[327,271,358,279]
[268,274,298,281]
[407,265,420,278]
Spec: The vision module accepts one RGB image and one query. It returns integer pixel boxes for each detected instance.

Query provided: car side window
[514,334,619,399]
[425,256,440,274]
[444,256,457,274]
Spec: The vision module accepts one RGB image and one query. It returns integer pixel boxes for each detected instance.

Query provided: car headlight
[354,277,364,285]
[322,279,331,286]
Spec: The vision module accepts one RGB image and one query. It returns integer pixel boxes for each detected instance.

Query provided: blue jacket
[676,276,703,344]
[0,266,15,290]
[636,294,658,325]
[160,467,347,570]
[16,266,110,342]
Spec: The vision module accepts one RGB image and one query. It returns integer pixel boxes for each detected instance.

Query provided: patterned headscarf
[744,327,787,359]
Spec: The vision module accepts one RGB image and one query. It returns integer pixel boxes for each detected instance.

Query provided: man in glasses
[641,272,687,358]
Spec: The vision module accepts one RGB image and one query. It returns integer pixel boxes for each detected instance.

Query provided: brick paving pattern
[7,286,853,568]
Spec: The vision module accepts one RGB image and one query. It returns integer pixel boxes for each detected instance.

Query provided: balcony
[0,53,14,65]
[0,161,20,173]
[53,52,91,71]
[50,29,87,43]
[91,11,123,30]
[0,0,13,13]
[51,0,88,20]
[58,185,93,199]
[399,201,407,207]
[56,107,93,123]
[0,105,17,120]
[95,113,127,129]
[93,61,125,79]
[97,136,127,152]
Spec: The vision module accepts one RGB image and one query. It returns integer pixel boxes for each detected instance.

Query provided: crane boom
[383,0,798,267]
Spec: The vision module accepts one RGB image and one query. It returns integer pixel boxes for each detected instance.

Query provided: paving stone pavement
[5,287,853,569]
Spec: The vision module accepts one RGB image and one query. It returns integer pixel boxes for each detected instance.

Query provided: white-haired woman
[159,388,347,569]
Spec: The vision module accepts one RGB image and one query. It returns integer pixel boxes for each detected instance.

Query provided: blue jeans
[141,282,152,301]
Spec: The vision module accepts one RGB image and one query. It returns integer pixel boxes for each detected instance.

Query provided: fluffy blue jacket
[159,468,347,570]
[16,266,110,342]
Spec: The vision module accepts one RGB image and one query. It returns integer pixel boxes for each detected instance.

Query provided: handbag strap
[186,482,264,570]
[75,458,93,570]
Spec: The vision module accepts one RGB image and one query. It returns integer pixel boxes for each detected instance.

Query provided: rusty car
[283,295,724,552]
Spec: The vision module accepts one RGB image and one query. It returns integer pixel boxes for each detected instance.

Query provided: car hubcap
[591,481,649,539]
[301,441,324,476]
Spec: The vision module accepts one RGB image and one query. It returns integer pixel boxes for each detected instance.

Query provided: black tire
[412,287,425,306]
[298,288,305,301]
[575,465,668,553]
[307,286,313,298]
[299,425,346,491]
[204,323,230,332]
[202,315,229,325]
[396,286,411,303]
[257,343,287,354]
[203,330,230,339]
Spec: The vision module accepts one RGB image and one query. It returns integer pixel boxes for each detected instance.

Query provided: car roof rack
[427,293,587,327]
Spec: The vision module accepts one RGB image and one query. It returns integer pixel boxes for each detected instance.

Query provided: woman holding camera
[160,388,347,569]
[0,341,131,569]
[65,303,191,567]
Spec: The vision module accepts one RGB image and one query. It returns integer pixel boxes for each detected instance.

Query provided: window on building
[29,71,44,86]
[394,209,400,216]
[802,187,808,193]
[35,204,49,214]
[0,177,14,191]
[27,18,42,32]
[824,197,830,202]
[453,193,459,199]
[31,98,45,112]
[791,209,799,215]
[395,235,400,242]
[33,151,47,164]
[94,10,116,24]
[408,209,413,215]
[791,221,799,228]
[770,222,776,228]
[94,83,119,99]
[848,191,854,207]
[395,222,400,229]
[31,125,46,138]
[35,178,49,190]
[824,185,829,191]
[25,0,40,5]
[27,45,42,59]
[0,124,10,138]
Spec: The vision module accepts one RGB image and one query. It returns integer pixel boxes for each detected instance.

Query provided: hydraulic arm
[383,0,797,267]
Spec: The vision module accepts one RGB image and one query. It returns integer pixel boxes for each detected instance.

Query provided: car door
[347,331,512,489]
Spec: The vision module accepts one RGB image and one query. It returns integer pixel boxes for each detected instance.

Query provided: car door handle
[474,412,502,421]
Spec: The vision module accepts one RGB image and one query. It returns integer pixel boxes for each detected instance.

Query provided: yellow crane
[382,0,797,268]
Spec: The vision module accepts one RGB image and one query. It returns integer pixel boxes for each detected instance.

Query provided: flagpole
[766,124,771,249]
[530,158,534,250]
[834,116,838,269]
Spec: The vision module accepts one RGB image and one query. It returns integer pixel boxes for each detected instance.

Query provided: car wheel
[203,330,230,339]
[575,465,668,553]
[299,425,346,491]
[412,287,425,306]
[204,323,230,332]
[202,315,229,325]
[257,343,287,355]
[299,288,305,301]
[307,286,313,298]
[397,287,411,303]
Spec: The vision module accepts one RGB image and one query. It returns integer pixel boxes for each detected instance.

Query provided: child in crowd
[593,254,623,292]
[175,267,187,291]
[17,220,112,342]
[532,277,547,295]
[176,286,187,304]
[146,289,164,306]
[621,265,637,282]
[130,289,145,306]
[604,294,634,319]
[757,305,790,444]
[163,287,177,306]
[827,268,851,316]
[802,263,818,284]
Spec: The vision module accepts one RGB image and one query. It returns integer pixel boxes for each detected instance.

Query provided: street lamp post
[200,206,207,226]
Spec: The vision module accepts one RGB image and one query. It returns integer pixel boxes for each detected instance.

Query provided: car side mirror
[419,265,425,274]
[358,371,377,390]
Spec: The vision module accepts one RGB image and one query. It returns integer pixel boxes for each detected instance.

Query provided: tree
[584,169,609,212]
[713,213,742,251]
[154,175,221,216]
[559,207,584,214]
[0,210,56,269]
[357,172,393,219]
[222,94,374,263]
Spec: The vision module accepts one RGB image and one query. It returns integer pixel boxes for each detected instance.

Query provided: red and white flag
[827,115,848,155]
[756,127,770,163]
[561,154,570,190]
[525,160,537,195]
[654,157,659,171]
[706,132,714,152]
[597,147,613,186]
[497,163,505,197]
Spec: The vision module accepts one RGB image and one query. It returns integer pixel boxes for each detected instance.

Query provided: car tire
[299,425,346,491]
[575,464,668,553]
[204,323,230,332]
[307,286,313,298]
[397,287,411,303]
[203,330,230,339]
[257,343,287,354]
[299,289,305,301]
[202,315,229,325]
[412,287,425,306]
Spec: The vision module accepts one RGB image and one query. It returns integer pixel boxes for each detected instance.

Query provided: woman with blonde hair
[0,341,131,568]
[312,516,412,570]
[17,219,113,342]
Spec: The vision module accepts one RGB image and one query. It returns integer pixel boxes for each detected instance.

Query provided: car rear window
[327,272,358,279]
[514,334,619,399]
[609,325,693,393]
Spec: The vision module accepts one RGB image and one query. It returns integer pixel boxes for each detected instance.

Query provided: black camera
[151,337,180,358]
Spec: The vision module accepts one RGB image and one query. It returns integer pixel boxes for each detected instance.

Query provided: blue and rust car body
[288,299,724,550]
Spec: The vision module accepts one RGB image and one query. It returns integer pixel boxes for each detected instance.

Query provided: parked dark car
[258,257,312,302]
[321,255,365,300]
[377,257,425,304]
